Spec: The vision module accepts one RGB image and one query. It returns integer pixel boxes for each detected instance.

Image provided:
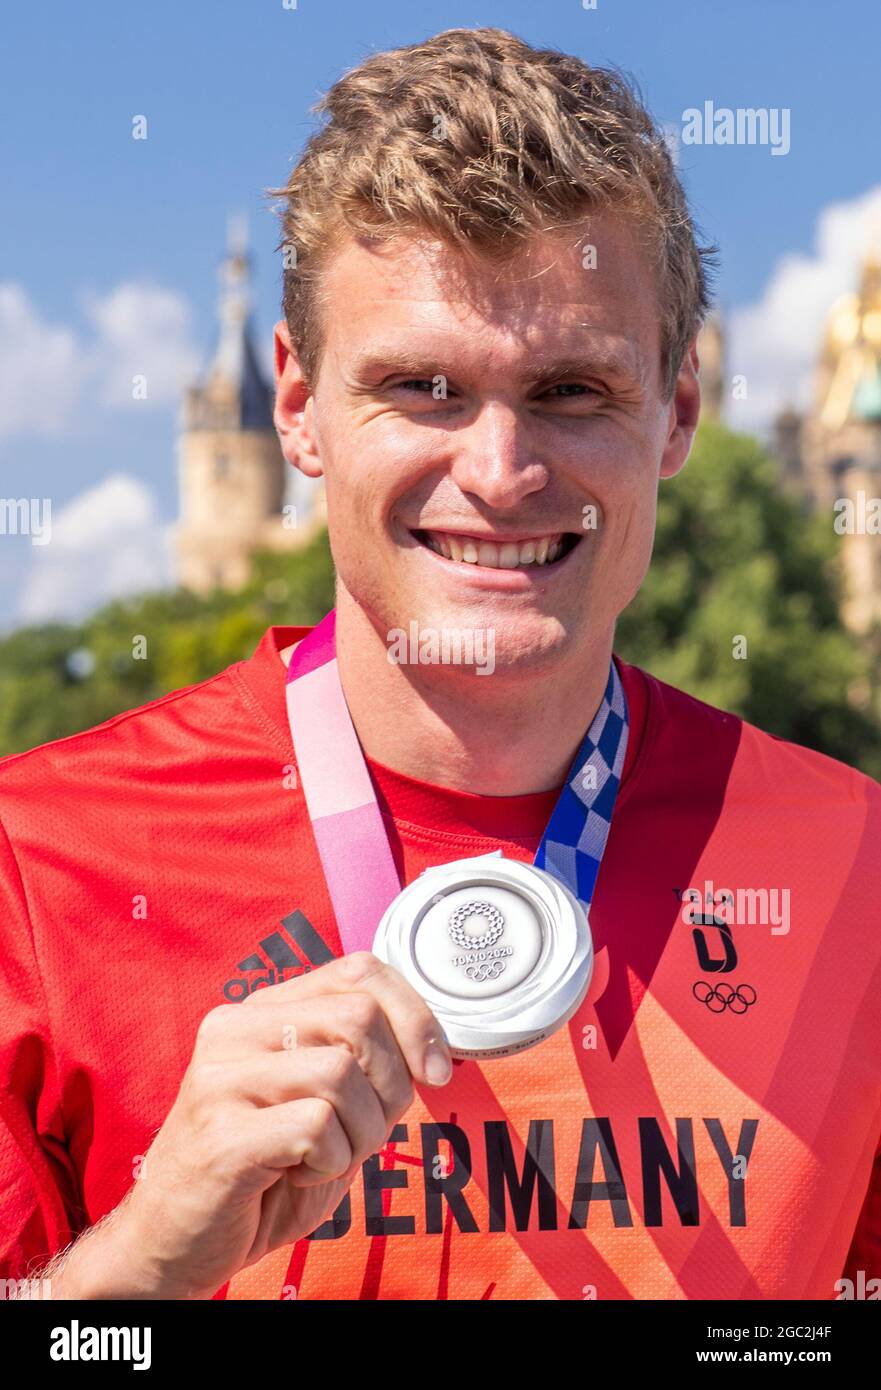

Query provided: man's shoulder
[628,659,880,808]
[0,660,246,820]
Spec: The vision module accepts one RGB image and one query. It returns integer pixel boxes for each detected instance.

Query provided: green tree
[0,528,335,755]
[616,419,881,779]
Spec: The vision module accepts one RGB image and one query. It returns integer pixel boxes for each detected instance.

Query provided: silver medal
[372,851,593,1060]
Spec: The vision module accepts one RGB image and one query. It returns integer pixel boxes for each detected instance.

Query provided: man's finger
[242,951,452,1087]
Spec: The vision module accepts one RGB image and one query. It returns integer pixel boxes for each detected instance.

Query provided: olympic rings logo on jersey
[692,981,757,1014]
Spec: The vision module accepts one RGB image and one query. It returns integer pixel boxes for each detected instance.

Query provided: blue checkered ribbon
[532,660,628,914]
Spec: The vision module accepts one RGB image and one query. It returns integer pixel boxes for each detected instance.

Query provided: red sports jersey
[0,623,879,1299]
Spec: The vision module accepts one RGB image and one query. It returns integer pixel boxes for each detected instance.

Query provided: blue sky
[1,0,880,625]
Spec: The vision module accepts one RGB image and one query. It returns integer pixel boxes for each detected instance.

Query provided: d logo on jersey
[692,917,738,973]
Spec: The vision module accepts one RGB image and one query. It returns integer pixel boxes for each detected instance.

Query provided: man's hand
[54,953,451,1299]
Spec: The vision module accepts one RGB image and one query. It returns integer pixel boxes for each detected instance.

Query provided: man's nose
[447,402,549,509]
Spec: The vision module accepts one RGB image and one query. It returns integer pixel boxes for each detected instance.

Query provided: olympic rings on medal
[464,959,507,983]
[692,981,757,1014]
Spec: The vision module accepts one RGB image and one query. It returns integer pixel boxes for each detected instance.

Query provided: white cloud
[0,284,89,437]
[727,185,881,436]
[83,282,200,408]
[0,280,199,440]
[16,474,174,624]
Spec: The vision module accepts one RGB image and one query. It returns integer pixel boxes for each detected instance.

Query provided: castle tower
[696,312,725,421]
[176,217,319,593]
[799,242,881,633]
[799,246,881,504]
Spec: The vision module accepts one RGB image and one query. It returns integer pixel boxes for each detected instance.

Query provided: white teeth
[420,531,568,568]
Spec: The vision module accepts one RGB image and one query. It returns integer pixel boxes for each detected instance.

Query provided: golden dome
[818,241,881,428]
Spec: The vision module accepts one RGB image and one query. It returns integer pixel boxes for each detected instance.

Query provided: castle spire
[202,212,274,431]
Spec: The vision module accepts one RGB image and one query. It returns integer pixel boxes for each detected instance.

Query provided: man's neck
[280,597,615,796]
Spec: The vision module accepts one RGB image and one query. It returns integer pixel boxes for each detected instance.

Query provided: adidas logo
[222,910,336,1002]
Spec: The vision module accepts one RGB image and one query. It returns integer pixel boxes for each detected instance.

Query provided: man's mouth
[411,529,581,570]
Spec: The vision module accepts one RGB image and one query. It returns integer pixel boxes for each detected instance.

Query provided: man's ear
[273,320,323,480]
[659,337,701,480]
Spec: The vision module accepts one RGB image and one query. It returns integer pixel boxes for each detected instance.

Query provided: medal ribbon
[285,608,628,955]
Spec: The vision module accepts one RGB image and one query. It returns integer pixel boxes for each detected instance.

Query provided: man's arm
[22,1198,168,1300]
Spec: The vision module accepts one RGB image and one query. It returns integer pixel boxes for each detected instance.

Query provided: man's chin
[384,600,571,680]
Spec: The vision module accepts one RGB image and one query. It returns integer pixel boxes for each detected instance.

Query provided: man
[1,27,879,1302]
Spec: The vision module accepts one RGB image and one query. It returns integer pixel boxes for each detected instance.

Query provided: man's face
[275,212,698,675]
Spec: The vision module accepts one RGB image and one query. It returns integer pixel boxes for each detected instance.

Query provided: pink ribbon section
[285,610,402,954]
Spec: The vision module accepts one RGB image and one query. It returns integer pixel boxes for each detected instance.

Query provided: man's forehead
[326,283,653,381]
[318,231,660,375]
[341,322,644,378]
[323,219,656,304]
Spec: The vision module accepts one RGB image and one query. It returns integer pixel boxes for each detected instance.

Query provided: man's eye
[544,382,592,398]
[397,379,437,393]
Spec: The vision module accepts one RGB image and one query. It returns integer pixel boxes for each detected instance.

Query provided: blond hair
[269,27,715,397]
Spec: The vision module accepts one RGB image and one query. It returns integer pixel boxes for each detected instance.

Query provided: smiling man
[273,216,689,798]
[1,27,880,1303]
